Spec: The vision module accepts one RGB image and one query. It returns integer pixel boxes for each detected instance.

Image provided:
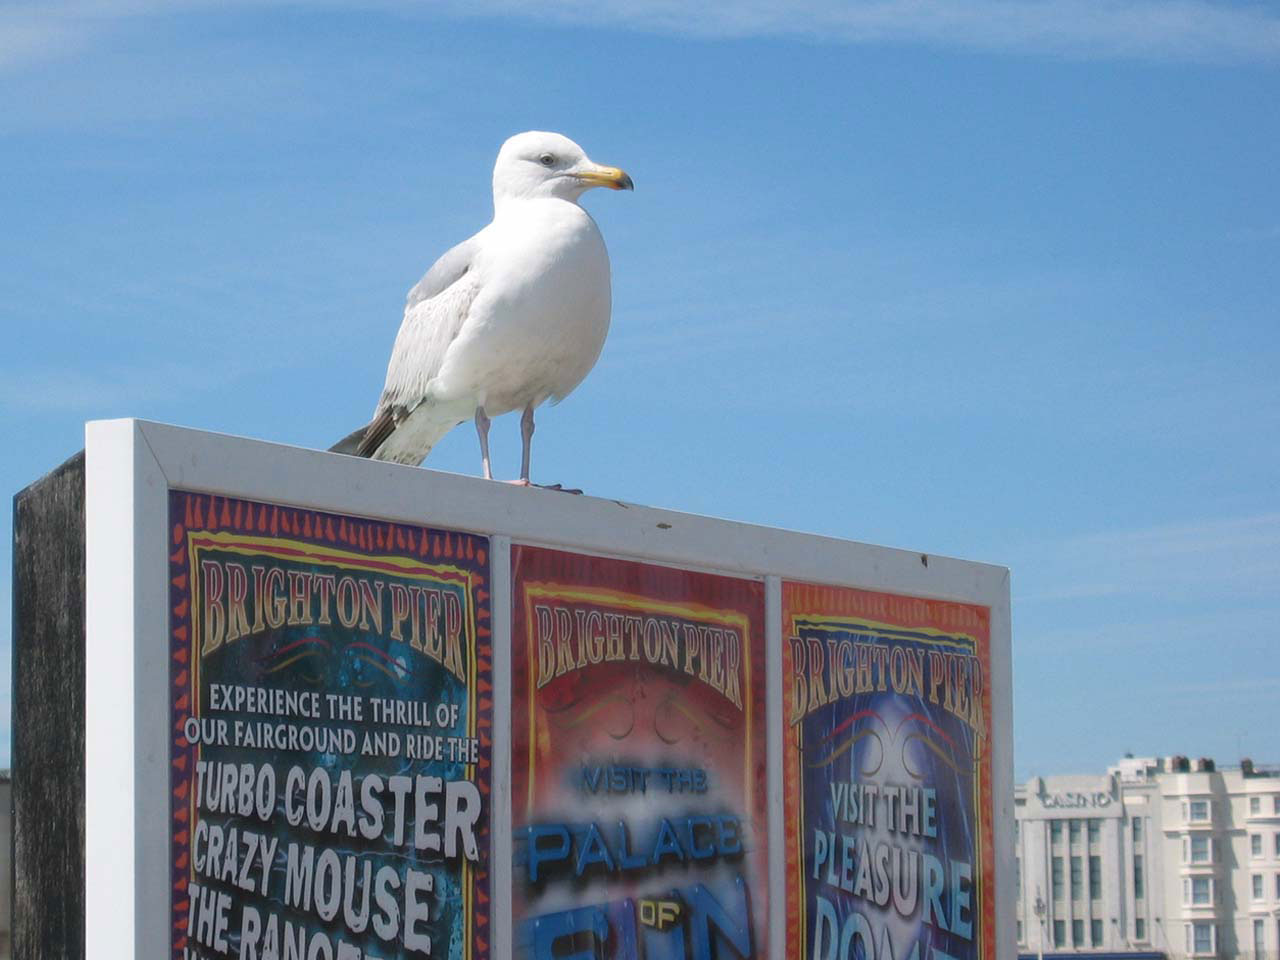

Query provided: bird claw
[501,478,582,495]
[537,483,583,495]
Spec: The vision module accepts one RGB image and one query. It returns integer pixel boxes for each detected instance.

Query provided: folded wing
[331,234,483,461]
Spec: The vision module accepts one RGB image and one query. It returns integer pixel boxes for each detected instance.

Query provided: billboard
[781,582,994,960]
[510,545,768,959]
[168,491,492,960]
[75,420,1011,960]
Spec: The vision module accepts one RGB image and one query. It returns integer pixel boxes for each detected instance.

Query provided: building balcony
[1178,862,1220,874]
[1180,820,1217,831]
[1177,904,1224,920]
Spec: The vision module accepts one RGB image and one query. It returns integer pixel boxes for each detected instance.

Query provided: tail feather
[373,401,468,466]
[330,407,396,458]
[329,426,370,456]
[329,402,468,467]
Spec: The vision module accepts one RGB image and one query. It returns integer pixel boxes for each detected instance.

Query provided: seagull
[331,131,633,485]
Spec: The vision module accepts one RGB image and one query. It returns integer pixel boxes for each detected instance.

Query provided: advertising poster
[781,583,993,960]
[169,492,492,960]
[511,546,768,960]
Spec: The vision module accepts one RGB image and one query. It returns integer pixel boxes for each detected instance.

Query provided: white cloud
[0,12,87,69]
[1016,512,1280,606]
[447,0,1280,63]
[0,362,233,412]
[1162,675,1280,695]
[4,0,1280,71]
[1073,512,1280,561]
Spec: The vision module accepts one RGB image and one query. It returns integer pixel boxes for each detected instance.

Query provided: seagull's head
[493,131,633,207]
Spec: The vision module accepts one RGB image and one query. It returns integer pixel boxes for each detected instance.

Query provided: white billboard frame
[84,417,1014,960]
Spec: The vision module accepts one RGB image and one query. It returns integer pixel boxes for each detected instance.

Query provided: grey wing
[366,243,483,438]
[333,232,484,459]
[406,234,480,310]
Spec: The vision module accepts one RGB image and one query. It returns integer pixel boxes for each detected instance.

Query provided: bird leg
[519,403,535,484]
[501,404,536,486]
[474,407,493,480]
[513,403,582,494]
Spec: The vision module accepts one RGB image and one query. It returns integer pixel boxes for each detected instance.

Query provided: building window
[1091,919,1103,947]
[1070,819,1081,844]
[1189,799,1210,822]
[1252,834,1263,858]
[1134,855,1145,898]
[1275,833,1280,857]
[1135,918,1146,941]
[1190,876,1211,905]
[1017,920,1023,943]
[1051,820,1062,843]
[1188,921,1214,955]
[1014,819,1020,840]
[1251,796,1262,815]
[1254,874,1264,900]
[1016,858,1021,892]
[1198,924,1213,954]
[1274,796,1280,815]
[1090,855,1102,899]
[1132,816,1143,842]
[1088,818,1101,844]
[1054,920,1065,947]
[1071,856,1083,900]
[1275,873,1280,899]
[1073,919,1084,946]
[1254,920,1265,960]
[1191,835,1211,864]
[1052,856,1064,899]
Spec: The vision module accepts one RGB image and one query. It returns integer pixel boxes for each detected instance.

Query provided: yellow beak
[577,165,634,191]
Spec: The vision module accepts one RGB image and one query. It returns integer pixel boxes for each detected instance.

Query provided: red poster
[511,546,768,959]
[782,583,993,960]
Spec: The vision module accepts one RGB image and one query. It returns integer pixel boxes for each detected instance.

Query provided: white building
[1015,756,1280,960]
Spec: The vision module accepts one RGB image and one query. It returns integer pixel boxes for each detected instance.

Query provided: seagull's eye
[539,153,556,167]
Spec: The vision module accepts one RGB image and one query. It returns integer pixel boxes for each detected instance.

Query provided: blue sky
[2,1,1277,779]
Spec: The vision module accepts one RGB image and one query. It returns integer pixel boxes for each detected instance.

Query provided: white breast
[428,198,612,416]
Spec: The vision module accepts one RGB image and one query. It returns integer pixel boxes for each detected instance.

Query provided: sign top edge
[83,418,1011,593]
